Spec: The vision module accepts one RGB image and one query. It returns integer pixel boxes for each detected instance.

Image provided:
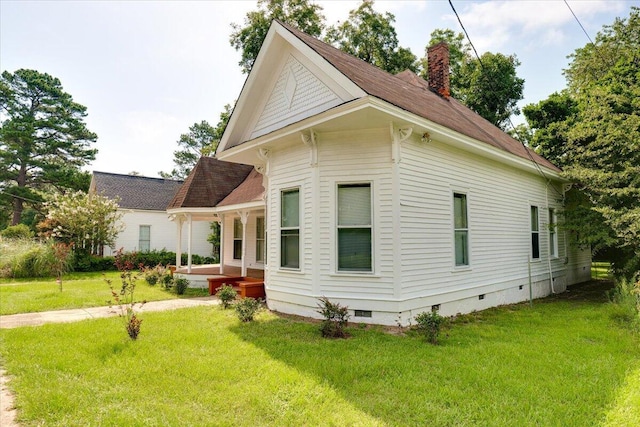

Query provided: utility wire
[564,0,595,45]
[0,190,43,204]
[447,0,565,198]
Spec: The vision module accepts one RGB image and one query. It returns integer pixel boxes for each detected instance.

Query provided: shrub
[316,297,350,338]
[161,271,174,291]
[105,249,145,340]
[216,284,237,309]
[0,238,71,279]
[235,297,262,322]
[414,310,445,344]
[174,277,190,295]
[0,224,34,240]
[608,277,640,330]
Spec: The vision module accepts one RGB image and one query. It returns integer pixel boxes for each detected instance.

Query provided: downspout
[546,183,556,294]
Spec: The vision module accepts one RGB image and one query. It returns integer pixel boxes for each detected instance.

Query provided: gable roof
[168,157,254,209]
[90,172,184,211]
[221,20,559,173]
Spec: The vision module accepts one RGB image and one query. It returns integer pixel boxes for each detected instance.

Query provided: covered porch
[173,264,265,298]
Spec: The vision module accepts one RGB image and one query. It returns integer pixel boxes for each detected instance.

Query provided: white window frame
[139,225,150,252]
[336,182,373,273]
[280,187,300,270]
[531,206,540,260]
[233,218,242,260]
[256,216,265,263]
[453,192,470,267]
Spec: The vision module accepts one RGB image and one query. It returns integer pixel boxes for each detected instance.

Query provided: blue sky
[1,0,637,177]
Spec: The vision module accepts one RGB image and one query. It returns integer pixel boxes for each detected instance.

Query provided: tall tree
[525,7,640,275]
[522,91,577,167]
[160,105,232,180]
[455,52,524,130]
[0,69,97,226]
[230,0,325,74]
[325,0,418,74]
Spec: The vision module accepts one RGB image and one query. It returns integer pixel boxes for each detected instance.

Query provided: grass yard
[0,281,638,426]
[0,272,208,315]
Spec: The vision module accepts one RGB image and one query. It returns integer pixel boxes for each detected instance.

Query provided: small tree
[48,242,73,291]
[39,190,123,256]
[105,249,145,340]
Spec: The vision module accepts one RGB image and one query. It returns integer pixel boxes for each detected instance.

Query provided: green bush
[174,278,190,295]
[235,297,262,322]
[316,297,350,338]
[608,277,640,331]
[0,238,70,278]
[69,249,215,273]
[216,284,237,309]
[414,310,446,344]
[72,252,116,272]
[0,224,34,240]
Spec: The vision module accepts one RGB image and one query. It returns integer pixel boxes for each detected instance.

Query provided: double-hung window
[548,208,557,257]
[337,183,372,272]
[233,218,242,260]
[281,189,300,269]
[531,206,540,259]
[453,193,469,266]
[256,216,265,263]
[139,225,150,252]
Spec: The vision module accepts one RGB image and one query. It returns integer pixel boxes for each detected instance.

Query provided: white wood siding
[267,143,314,293]
[398,136,571,303]
[105,210,212,257]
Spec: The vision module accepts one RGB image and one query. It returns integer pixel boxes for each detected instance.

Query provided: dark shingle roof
[91,172,184,210]
[217,169,265,207]
[239,21,559,173]
[168,157,254,209]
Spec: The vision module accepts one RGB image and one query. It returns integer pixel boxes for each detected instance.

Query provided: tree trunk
[11,164,27,225]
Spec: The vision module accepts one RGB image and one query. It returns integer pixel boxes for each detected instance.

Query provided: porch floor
[174,264,264,279]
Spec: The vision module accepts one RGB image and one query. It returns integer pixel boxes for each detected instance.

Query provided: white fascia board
[214,201,265,214]
[218,21,365,153]
[217,97,373,163]
[366,98,567,182]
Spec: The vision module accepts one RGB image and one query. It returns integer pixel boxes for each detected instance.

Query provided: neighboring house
[89,171,212,257]
[181,20,592,325]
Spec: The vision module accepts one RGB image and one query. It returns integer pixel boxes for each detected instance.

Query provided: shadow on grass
[230,283,637,426]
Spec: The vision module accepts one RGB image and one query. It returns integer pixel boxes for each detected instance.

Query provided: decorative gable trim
[250,54,341,140]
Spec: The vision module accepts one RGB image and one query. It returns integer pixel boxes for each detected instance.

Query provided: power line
[0,190,43,204]
[447,0,564,198]
[564,0,595,45]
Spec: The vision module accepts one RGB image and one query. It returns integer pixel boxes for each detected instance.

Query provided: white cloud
[452,0,624,53]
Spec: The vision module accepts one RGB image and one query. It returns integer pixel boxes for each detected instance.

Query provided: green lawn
[0,281,638,426]
[0,272,208,315]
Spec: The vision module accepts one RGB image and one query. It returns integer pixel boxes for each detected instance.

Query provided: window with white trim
[280,188,300,269]
[548,208,558,257]
[139,225,150,252]
[531,206,540,259]
[256,216,265,263]
[233,218,242,260]
[337,183,372,272]
[453,193,469,266]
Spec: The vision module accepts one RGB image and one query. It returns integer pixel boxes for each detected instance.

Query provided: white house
[183,21,591,325]
[89,172,212,257]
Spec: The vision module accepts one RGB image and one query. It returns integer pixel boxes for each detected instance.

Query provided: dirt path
[0,368,18,427]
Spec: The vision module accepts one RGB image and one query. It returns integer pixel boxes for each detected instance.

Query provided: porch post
[219,214,225,275]
[187,213,193,273]
[176,215,183,268]
[239,210,249,277]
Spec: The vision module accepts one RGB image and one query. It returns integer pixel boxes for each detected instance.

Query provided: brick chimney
[427,42,450,98]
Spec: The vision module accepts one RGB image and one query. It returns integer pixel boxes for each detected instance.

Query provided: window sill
[452,266,472,273]
[277,268,304,275]
[329,272,380,279]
